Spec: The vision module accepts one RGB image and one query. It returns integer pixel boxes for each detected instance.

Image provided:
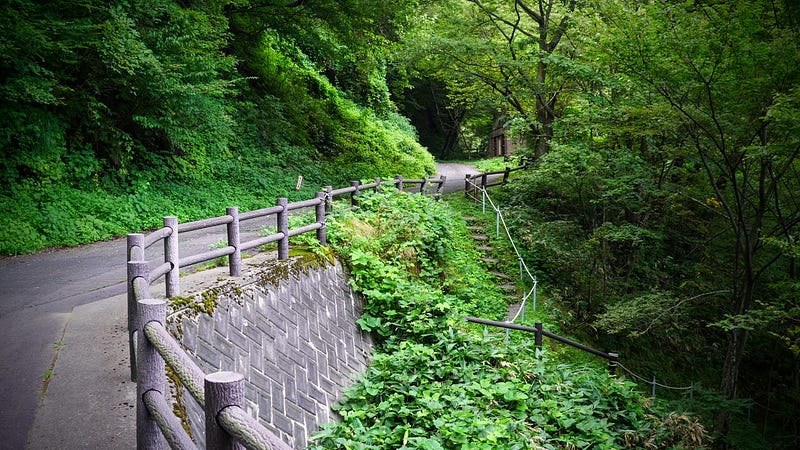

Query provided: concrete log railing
[126,174,445,449]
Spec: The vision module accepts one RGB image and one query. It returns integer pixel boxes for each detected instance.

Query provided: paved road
[0,163,477,448]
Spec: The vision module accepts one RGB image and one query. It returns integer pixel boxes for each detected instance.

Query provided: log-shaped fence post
[534,322,543,348]
[127,234,145,381]
[396,175,404,192]
[227,207,241,277]
[503,166,511,184]
[324,186,333,213]
[277,198,289,260]
[315,192,326,246]
[350,180,361,207]
[608,352,620,375]
[205,371,246,449]
[164,216,180,298]
[464,174,471,197]
[137,298,168,450]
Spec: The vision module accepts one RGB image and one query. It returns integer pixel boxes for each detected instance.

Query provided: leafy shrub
[310,189,708,449]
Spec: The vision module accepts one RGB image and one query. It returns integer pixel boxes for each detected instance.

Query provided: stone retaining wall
[168,256,372,448]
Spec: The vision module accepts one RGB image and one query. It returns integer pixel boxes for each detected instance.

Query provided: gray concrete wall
[167,256,372,448]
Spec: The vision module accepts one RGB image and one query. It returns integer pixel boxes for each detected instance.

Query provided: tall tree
[597,0,800,440]
[405,0,580,157]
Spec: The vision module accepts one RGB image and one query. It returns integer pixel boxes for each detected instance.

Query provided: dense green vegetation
[3,0,799,447]
[0,0,434,254]
[309,189,708,449]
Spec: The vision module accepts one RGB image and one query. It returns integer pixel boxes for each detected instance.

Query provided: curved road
[0,163,480,448]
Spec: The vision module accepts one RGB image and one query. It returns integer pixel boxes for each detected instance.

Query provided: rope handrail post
[324,186,333,213]
[608,352,620,375]
[495,206,500,237]
[127,234,146,381]
[315,192,327,246]
[136,298,168,450]
[482,187,487,214]
[227,207,241,277]
[277,198,289,260]
[204,371,245,449]
[350,180,361,207]
[164,216,180,298]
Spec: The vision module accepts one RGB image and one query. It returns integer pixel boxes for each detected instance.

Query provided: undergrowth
[308,188,710,449]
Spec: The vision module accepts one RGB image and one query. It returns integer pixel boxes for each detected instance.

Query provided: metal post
[164,216,179,298]
[608,352,619,375]
[482,189,486,214]
[495,207,500,237]
[324,186,333,213]
[277,198,289,260]
[127,234,145,381]
[137,299,168,450]
[350,180,361,207]
[315,192,327,246]
[652,375,657,398]
[227,207,241,277]
[205,371,246,449]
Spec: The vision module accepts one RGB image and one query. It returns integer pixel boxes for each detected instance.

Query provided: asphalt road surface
[0,163,479,448]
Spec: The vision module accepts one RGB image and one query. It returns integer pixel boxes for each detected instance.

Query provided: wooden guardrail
[464,160,530,202]
[126,174,445,449]
[465,316,620,374]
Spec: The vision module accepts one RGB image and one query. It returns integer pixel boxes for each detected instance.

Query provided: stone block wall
[168,256,372,448]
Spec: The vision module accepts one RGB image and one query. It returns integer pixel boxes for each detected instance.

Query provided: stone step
[491,271,512,281]
[467,225,486,231]
[477,245,493,252]
[499,283,517,292]
[481,257,499,265]
[506,303,523,321]
[472,234,491,242]
[463,216,480,223]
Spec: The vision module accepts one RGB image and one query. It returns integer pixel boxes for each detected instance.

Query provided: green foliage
[0,0,435,255]
[310,189,708,449]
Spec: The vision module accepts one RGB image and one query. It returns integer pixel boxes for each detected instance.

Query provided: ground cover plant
[308,188,709,449]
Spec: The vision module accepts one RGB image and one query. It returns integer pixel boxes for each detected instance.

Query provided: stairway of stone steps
[465,217,523,321]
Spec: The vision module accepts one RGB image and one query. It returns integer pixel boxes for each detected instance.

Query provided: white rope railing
[465,178,538,324]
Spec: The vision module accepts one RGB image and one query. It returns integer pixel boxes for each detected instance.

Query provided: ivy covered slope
[0,0,433,255]
[308,189,708,450]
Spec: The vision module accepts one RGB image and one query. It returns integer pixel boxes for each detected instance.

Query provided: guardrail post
[435,175,446,200]
[534,322,543,348]
[315,192,327,246]
[396,175,404,191]
[324,186,333,213]
[503,166,511,184]
[137,298,168,450]
[464,174,471,198]
[350,180,361,207]
[374,177,382,190]
[277,198,289,260]
[164,216,180,298]
[127,234,145,381]
[420,177,428,195]
[205,371,246,449]
[227,207,241,277]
